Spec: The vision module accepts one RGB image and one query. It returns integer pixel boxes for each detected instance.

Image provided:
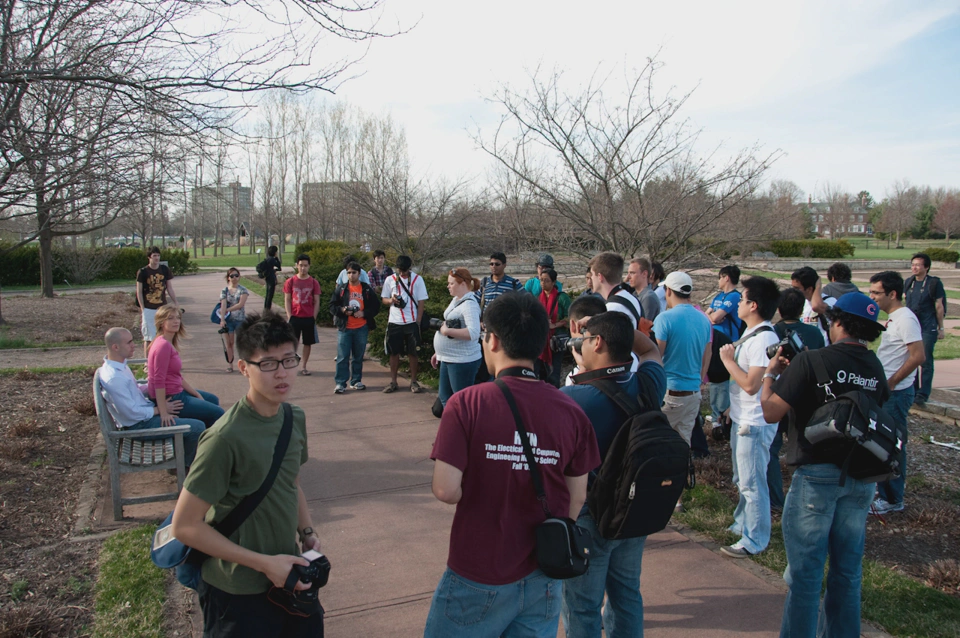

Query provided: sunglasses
[489,262,502,267]
[228,273,240,278]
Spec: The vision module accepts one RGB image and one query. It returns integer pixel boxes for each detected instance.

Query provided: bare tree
[934,189,960,241]
[883,180,922,248]
[475,60,779,262]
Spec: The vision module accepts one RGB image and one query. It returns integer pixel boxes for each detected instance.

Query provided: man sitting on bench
[98,327,206,466]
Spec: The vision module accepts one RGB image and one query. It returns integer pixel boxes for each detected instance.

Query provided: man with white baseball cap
[652,271,712,444]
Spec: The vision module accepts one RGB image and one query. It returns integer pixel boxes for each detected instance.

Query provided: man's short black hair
[778,288,806,321]
[791,266,819,290]
[374,249,386,258]
[569,294,607,322]
[296,253,311,264]
[236,311,298,360]
[741,276,780,321]
[912,253,931,270]
[346,261,362,273]
[826,263,852,282]
[583,312,634,362]
[396,255,412,272]
[490,252,507,265]
[483,292,548,361]
[869,270,904,300]
[826,307,883,343]
[267,245,278,257]
[148,246,161,256]
[719,265,741,285]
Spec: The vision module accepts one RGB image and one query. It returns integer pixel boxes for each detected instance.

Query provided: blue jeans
[875,386,913,505]
[424,568,560,638]
[561,511,646,638]
[438,358,482,406]
[768,428,785,509]
[780,464,874,638]
[913,330,937,401]
[729,423,777,554]
[709,381,730,420]
[335,325,369,386]
[170,390,223,429]
[126,415,205,466]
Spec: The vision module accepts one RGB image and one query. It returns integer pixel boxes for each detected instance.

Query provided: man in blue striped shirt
[476,252,524,318]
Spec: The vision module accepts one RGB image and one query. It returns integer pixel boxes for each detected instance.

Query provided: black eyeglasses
[489,262,502,267]
[243,354,301,371]
[228,273,240,278]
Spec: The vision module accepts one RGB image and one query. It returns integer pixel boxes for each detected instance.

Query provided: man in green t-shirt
[171,312,322,637]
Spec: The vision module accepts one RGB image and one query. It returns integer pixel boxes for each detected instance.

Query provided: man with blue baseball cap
[759,292,889,638]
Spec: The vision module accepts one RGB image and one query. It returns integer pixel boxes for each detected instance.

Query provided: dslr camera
[550,334,570,352]
[217,325,229,335]
[566,336,585,354]
[766,330,805,361]
[429,317,463,337]
[392,294,406,310]
[268,550,331,617]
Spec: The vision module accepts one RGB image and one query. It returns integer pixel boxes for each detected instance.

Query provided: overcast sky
[324,0,960,200]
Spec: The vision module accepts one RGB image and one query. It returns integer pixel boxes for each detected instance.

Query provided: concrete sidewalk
[101,272,880,637]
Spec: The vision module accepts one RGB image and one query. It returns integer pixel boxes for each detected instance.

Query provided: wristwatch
[763,373,777,381]
[299,527,315,542]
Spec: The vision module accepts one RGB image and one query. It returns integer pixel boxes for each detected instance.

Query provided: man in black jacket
[262,245,283,310]
[329,261,380,394]
[760,292,889,638]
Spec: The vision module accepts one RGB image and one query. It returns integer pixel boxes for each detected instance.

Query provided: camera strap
[732,324,774,364]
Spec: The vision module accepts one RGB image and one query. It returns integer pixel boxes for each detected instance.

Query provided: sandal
[298,369,312,376]
[225,366,234,373]
[410,381,423,394]
[383,381,399,393]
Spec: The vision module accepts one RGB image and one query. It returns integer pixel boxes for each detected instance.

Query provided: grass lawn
[1,278,134,292]
[676,484,960,638]
[93,524,167,638]
[192,244,298,268]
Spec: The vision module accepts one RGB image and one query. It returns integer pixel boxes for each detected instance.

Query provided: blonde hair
[154,304,188,350]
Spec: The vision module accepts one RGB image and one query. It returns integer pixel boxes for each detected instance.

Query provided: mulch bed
[696,411,960,597]
[0,370,102,637]
[1,291,142,345]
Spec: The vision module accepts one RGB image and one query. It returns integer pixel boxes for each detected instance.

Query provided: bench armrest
[107,425,191,439]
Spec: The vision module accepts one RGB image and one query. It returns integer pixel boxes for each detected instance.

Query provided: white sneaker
[871,497,904,515]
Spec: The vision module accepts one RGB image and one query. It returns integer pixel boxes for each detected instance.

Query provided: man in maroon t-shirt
[283,254,322,376]
[425,292,599,638]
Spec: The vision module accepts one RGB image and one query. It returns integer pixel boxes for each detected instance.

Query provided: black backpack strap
[585,377,647,416]
[214,403,294,538]
[494,379,552,518]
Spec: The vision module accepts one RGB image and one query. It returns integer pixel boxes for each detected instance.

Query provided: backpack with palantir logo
[584,377,690,540]
[803,351,905,485]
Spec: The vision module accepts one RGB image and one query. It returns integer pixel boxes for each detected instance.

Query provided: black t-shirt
[772,343,889,469]
[136,265,173,309]
[904,275,946,331]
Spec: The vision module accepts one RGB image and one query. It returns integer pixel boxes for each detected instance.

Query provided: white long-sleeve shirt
[98,357,154,427]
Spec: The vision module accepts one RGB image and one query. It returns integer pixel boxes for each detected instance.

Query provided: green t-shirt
[184,397,309,595]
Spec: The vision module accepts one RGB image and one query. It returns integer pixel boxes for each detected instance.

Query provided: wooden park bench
[93,359,189,520]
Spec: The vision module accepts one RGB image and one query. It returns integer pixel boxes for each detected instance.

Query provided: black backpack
[585,378,690,540]
[255,259,268,279]
[804,351,904,485]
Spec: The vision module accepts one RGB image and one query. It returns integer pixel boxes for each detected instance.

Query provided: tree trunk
[38,204,55,298]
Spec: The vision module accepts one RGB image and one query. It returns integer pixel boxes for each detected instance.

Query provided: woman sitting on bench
[148,304,225,429]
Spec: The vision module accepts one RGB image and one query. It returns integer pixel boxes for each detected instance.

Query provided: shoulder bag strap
[808,351,836,401]
[585,377,646,415]
[214,403,294,537]
[494,379,553,518]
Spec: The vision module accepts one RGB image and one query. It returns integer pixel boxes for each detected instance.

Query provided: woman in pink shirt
[148,304,224,428]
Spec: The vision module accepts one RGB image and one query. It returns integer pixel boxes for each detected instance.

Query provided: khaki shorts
[662,391,702,446]
[141,308,158,341]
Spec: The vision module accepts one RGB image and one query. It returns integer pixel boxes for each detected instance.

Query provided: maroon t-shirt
[431,377,600,585]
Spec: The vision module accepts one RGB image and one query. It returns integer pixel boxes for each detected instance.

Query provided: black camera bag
[805,351,905,485]
[495,379,590,579]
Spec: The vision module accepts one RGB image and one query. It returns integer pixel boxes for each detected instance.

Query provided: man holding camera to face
[329,262,381,395]
[760,292,889,638]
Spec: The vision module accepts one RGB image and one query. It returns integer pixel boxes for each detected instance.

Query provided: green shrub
[924,248,959,264]
[100,248,147,280]
[294,240,369,270]
[160,248,198,275]
[0,244,43,286]
[767,239,855,259]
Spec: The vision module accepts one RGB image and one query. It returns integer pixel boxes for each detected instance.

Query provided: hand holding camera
[392,294,406,310]
[266,550,331,618]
